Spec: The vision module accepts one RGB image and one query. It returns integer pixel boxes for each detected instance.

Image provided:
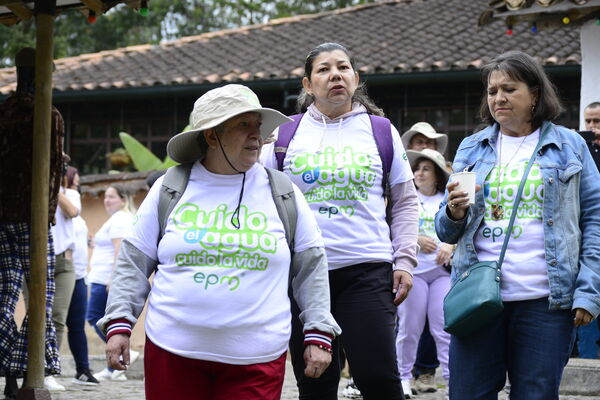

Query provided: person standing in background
[45,157,80,391]
[400,122,449,394]
[64,167,100,385]
[86,185,136,382]
[583,102,600,172]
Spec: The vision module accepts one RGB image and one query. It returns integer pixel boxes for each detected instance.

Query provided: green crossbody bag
[443,127,548,338]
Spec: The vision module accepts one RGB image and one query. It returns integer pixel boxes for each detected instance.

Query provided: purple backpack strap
[369,114,393,189]
[274,114,304,171]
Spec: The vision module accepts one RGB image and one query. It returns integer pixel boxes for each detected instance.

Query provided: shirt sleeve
[388,125,414,186]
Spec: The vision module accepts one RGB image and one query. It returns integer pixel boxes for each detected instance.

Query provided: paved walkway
[2,366,596,400]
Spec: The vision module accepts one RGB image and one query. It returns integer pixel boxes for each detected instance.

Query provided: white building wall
[580,20,600,130]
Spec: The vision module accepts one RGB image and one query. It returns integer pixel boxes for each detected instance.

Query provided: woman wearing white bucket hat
[402,122,448,154]
[396,149,453,397]
[98,84,340,400]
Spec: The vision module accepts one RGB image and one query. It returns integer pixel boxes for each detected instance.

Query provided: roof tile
[0,0,581,95]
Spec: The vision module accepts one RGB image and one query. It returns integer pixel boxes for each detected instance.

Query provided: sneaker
[111,369,128,381]
[72,370,100,385]
[415,372,437,393]
[93,367,113,382]
[44,376,66,391]
[401,380,415,399]
[341,378,363,399]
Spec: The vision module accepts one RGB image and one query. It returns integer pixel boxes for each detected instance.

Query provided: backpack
[274,113,394,190]
[157,164,297,250]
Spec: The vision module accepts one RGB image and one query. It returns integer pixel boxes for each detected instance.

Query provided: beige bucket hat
[167,84,291,163]
[406,149,450,180]
[401,122,448,155]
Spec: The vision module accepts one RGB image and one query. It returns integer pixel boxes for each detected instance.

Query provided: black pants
[290,262,404,400]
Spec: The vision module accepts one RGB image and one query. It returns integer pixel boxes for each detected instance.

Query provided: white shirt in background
[88,210,133,285]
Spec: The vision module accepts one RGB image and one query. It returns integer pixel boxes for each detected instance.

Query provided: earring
[531,103,536,114]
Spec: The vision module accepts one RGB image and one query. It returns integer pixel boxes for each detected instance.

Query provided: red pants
[144,338,286,400]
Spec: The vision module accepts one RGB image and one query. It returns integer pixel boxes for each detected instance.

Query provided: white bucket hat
[406,149,450,180]
[167,84,291,163]
[401,122,448,155]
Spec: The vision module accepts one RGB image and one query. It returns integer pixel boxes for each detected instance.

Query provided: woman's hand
[418,235,437,254]
[436,243,454,266]
[574,308,594,327]
[105,333,132,371]
[393,270,413,306]
[446,181,480,220]
[303,344,332,379]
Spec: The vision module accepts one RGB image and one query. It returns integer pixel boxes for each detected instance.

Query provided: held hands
[393,270,413,306]
[105,334,132,371]
[303,344,332,379]
[436,243,454,266]
[574,308,594,327]
[446,181,481,220]
[417,235,437,254]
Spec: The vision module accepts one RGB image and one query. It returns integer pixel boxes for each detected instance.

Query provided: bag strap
[158,163,193,242]
[369,114,393,191]
[497,125,550,268]
[274,114,304,172]
[265,166,297,251]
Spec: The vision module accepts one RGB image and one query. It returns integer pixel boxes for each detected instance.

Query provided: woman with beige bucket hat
[98,84,340,400]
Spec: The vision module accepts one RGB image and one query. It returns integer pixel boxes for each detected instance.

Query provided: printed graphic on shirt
[288,146,376,217]
[481,161,543,242]
[419,205,438,241]
[171,202,277,290]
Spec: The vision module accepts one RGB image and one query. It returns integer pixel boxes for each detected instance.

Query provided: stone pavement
[1,357,598,399]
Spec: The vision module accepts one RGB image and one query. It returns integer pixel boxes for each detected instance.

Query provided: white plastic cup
[450,172,476,205]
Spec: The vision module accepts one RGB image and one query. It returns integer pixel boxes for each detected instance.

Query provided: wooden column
[20,1,56,399]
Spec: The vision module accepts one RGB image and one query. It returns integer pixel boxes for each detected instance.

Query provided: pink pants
[396,267,451,383]
[144,338,287,400]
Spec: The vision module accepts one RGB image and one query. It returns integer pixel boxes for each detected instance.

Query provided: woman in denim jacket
[435,50,600,400]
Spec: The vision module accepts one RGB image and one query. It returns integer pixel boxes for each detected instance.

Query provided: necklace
[491,132,529,220]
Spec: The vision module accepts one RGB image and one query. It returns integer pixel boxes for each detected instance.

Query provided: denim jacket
[435,121,600,318]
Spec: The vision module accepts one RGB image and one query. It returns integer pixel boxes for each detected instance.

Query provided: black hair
[296,42,384,116]
[479,50,563,129]
[585,102,600,110]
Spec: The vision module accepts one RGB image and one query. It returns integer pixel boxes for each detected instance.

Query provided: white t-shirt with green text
[261,113,413,270]
[474,129,549,301]
[128,162,323,365]
[416,192,445,275]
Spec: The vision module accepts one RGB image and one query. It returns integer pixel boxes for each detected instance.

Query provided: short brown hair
[479,50,563,129]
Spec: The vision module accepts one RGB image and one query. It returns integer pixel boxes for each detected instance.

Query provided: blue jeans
[577,322,600,359]
[449,298,575,400]
[86,283,108,342]
[414,320,440,373]
[67,278,90,372]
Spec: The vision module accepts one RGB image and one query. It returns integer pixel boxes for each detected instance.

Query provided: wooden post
[20,1,56,399]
